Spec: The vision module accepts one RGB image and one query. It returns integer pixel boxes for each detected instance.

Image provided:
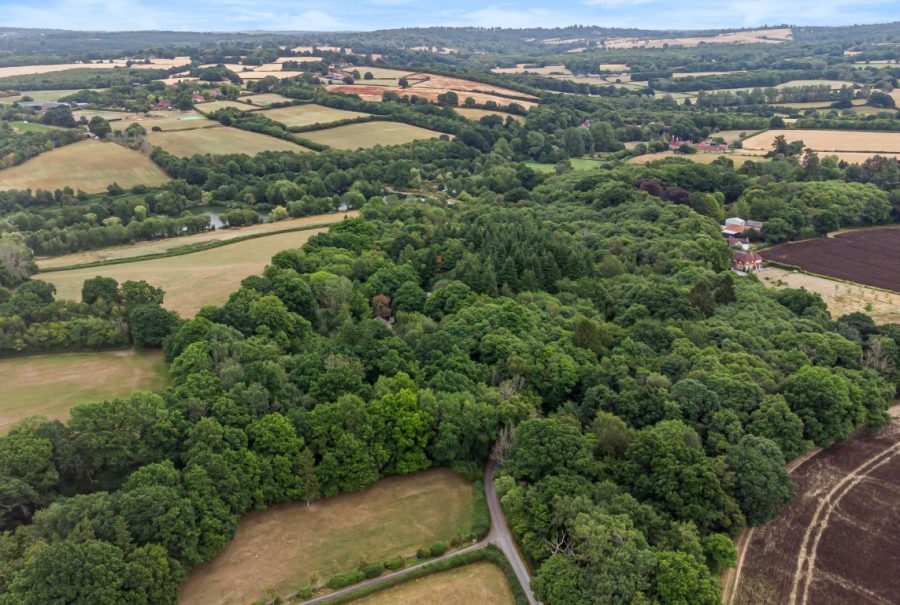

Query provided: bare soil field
[302,121,444,150]
[731,412,900,605]
[606,28,792,49]
[37,211,357,269]
[0,349,167,434]
[759,267,900,324]
[349,562,514,605]
[0,139,169,193]
[178,468,476,605]
[760,228,900,293]
[741,129,900,157]
[40,227,329,315]
[261,103,371,128]
[146,126,311,157]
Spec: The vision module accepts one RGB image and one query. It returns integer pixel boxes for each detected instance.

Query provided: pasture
[261,103,371,128]
[141,112,219,131]
[240,93,295,106]
[178,468,476,605]
[350,562,514,605]
[0,140,170,193]
[194,100,257,112]
[146,126,310,157]
[41,226,331,316]
[9,121,62,133]
[741,129,900,157]
[303,121,444,149]
[0,89,102,103]
[0,349,168,434]
[38,211,357,269]
[491,64,571,75]
[759,267,900,325]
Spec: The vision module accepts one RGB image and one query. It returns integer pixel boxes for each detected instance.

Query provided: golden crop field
[146,126,311,157]
[0,350,168,434]
[741,129,900,157]
[0,140,170,193]
[179,469,476,605]
[40,227,330,316]
[261,103,371,128]
[37,211,357,269]
[302,121,444,149]
[0,56,190,79]
[491,64,572,75]
[349,562,514,605]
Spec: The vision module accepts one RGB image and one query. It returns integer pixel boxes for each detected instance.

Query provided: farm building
[154,99,173,110]
[722,217,763,236]
[696,140,729,153]
[732,250,763,272]
[727,237,751,250]
[191,91,205,103]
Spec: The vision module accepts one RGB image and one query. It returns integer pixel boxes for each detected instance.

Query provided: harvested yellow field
[274,56,323,63]
[239,71,303,80]
[0,349,168,434]
[759,267,900,325]
[0,140,169,193]
[179,469,475,605]
[41,227,331,316]
[629,151,762,167]
[741,129,900,157]
[350,562,514,605]
[606,28,792,49]
[0,57,190,79]
[491,64,572,75]
[261,104,371,128]
[775,79,856,89]
[146,126,311,157]
[672,70,747,78]
[38,211,357,269]
[303,121,444,149]
[156,76,199,86]
[356,67,415,79]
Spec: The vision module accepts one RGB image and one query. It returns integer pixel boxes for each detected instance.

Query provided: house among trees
[732,250,763,272]
[696,140,729,153]
[191,91,205,103]
[721,217,763,236]
[154,98,173,110]
[727,237,750,250]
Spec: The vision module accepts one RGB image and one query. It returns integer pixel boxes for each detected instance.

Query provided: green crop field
[261,103,371,127]
[179,468,475,605]
[302,121,444,149]
[0,349,168,434]
[146,126,311,157]
[41,226,331,316]
[0,139,170,192]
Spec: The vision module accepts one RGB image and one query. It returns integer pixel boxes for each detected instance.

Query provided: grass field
[454,108,523,122]
[349,562,514,605]
[194,100,258,112]
[741,129,900,157]
[9,121,63,133]
[179,468,476,605]
[37,211,357,269]
[0,89,103,103]
[146,126,310,157]
[72,109,143,122]
[303,121,443,149]
[240,93,295,106]
[759,267,900,325]
[141,112,219,131]
[0,349,168,434]
[261,103,371,128]
[0,139,170,192]
[41,226,330,315]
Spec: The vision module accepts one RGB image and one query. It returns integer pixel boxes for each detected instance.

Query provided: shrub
[294,586,314,600]
[361,562,384,579]
[430,542,447,556]
[416,547,431,559]
[383,555,405,571]
[327,569,366,590]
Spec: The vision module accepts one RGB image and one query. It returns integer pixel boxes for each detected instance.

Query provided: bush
[383,555,405,571]
[327,569,366,590]
[416,547,431,559]
[430,542,447,556]
[361,562,384,579]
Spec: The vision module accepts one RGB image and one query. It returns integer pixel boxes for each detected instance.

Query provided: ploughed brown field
[731,410,900,605]
[760,228,900,293]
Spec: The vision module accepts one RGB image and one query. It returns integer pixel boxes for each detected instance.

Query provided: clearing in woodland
[40,227,330,316]
[146,126,312,157]
[261,103,371,128]
[348,561,514,605]
[0,139,170,193]
[302,121,444,149]
[0,349,168,434]
[178,468,476,605]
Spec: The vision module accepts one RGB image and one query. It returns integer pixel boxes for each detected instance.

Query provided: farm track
[296,459,540,605]
[731,406,900,605]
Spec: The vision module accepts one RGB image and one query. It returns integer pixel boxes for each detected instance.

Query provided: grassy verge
[299,545,527,605]
[38,222,335,272]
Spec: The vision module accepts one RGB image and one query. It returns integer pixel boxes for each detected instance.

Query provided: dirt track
[731,409,900,605]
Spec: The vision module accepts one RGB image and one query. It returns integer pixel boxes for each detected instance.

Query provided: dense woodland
[0,22,899,605]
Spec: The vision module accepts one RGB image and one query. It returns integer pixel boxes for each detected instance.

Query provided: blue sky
[0,0,897,32]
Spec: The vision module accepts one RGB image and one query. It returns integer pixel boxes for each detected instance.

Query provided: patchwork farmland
[741,129,900,159]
